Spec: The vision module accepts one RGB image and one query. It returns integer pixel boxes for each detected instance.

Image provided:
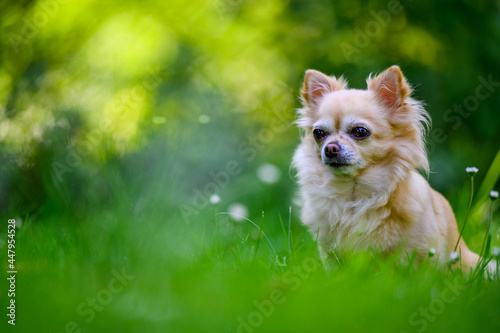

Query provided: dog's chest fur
[305,179,396,250]
[294,141,407,252]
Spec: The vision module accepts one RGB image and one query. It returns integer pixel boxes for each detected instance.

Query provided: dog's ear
[367,65,410,110]
[301,70,346,108]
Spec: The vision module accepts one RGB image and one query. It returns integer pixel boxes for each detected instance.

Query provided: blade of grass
[473,148,500,211]
[217,212,277,258]
[455,174,475,251]
[215,207,221,258]
[480,199,494,259]
[251,211,265,265]
[278,212,290,255]
[288,206,292,256]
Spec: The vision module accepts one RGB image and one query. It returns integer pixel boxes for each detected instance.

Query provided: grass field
[2,137,499,333]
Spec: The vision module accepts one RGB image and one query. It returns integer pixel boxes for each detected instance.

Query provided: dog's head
[296,66,429,177]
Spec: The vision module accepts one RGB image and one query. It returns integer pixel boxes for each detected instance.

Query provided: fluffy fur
[292,65,480,272]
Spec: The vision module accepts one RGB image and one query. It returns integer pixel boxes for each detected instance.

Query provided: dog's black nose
[324,143,341,158]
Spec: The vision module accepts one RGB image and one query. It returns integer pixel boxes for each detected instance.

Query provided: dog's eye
[351,127,370,139]
[313,128,327,140]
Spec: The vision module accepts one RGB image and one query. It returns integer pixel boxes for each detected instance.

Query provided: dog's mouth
[327,162,350,168]
[326,161,356,176]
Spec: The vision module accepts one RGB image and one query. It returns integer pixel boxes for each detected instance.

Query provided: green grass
[2,150,500,333]
[1,1,500,332]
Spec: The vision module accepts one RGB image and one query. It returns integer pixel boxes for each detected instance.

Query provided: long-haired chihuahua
[292,65,484,273]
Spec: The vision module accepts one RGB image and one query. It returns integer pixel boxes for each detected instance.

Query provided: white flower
[449,251,459,262]
[492,246,500,257]
[256,163,281,184]
[428,248,436,257]
[13,218,23,229]
[490,190,498,201]
[465,167,478,176]
[198,115,210,124]
[228,203,248,222]
[209,194,220,204]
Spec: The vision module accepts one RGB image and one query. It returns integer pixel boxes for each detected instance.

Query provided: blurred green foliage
[0,0,500,332]
[0,0,499,217]
[0,0,500,214]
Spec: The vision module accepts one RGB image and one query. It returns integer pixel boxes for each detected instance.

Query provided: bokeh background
[1,0,499,332]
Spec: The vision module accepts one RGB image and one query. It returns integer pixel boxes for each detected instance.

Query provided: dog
[292,65,482,272]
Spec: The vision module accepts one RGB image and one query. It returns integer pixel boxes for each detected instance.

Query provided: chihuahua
[292,65,481,272]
